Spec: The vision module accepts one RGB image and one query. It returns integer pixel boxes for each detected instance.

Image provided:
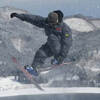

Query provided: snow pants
[32,34,64,67]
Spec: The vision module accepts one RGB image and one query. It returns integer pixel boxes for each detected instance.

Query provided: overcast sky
[0,0,100,18]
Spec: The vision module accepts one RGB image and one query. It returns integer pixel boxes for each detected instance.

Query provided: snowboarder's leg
[32,34,61,68]
[25,34,61,76]
[47,34,62,64]
[25,43,53,76]
[32,43,53,68]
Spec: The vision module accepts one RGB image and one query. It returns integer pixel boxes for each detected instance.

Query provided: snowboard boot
[24,65,38,76]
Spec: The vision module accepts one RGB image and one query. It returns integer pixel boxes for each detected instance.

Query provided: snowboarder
[10,10,72,76]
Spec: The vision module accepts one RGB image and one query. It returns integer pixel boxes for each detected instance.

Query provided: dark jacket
[14,13,72,60]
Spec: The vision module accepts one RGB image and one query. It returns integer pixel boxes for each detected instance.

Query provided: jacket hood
[53,10,64,23]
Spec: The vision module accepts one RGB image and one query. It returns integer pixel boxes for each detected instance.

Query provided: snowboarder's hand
[10,13,17,18]
[51,59,59,65]
[57,56,63,64]
[51,56,63,65]
[53,55,64,65]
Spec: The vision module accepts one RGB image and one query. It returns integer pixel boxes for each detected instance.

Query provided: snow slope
[91,19,100,29]
[64,18,94,32]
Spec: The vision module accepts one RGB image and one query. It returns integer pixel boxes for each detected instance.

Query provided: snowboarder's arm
[10,13,46,28]
[58,23,72,61]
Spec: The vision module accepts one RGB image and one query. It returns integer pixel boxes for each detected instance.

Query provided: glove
[10,13,17,18]
[51,59,59,65]
[56,55,64,64]
[51,56,64,65]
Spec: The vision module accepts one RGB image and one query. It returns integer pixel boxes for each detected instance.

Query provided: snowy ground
[1,87,100,97]
[0,77,100,97]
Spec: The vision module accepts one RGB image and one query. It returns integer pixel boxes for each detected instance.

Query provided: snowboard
[11,56,44,91]
[11,56,75,91]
